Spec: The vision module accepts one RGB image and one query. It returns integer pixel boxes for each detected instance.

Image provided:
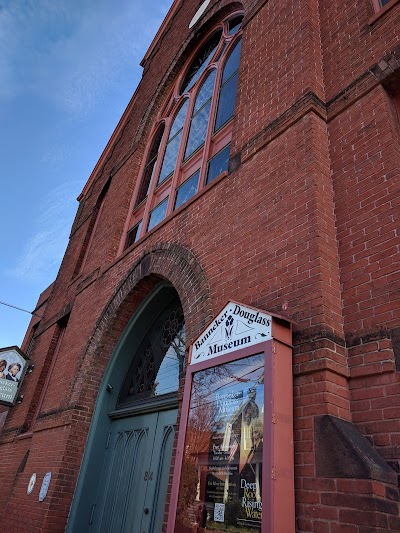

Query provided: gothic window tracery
[118,299,185,407]
[124,13,243,250]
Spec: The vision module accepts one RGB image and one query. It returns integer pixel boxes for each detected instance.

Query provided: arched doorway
[67,284,185,533]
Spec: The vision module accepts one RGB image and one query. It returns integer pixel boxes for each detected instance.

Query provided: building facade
[1,0,400,531]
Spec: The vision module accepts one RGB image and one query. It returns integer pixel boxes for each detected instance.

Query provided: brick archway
[64,244,212,533]
[68,242,212,408]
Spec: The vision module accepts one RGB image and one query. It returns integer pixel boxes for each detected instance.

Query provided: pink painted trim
[272,341,295,531]
[140,0,183,68]
[15,431,33,441]
[263,341,274,532]
[166,362,194,533]
[369,0,399,24]
[117,122,162,255]
[121,15,245,252]
[189,340,268,372]
[167,340,274,532]
[106,167,228,262]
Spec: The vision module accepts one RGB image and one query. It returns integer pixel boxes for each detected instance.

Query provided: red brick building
[1,0,399,531]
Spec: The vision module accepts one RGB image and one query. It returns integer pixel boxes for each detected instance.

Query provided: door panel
[143,409,177,533]
[120,430,151,530]
[91,409,176,533]
[93,413,152,532]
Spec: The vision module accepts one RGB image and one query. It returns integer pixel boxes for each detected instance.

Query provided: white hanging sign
[191,302,272,364]
[0,346,30,406]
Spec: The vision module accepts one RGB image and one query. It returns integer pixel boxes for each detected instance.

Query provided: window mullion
[199,59,224,189]
[121,15,243,249]
[141,120,170,236]
[119,123,162,253]
[166,97,195,217]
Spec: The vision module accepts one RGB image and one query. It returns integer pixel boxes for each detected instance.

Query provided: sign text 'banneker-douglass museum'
[0,1,399,532]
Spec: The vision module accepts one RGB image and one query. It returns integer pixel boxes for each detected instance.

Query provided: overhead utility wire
[0,300,42,318]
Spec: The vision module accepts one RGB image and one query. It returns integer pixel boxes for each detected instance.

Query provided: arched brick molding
[68,242,212,409]
[61,244,211,532]
[133,1,244,147]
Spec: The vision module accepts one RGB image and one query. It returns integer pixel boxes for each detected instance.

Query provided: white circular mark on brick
[27,473,36,495]
[189,0,211,29]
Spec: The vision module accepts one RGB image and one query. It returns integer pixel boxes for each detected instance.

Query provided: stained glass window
[118,299,185,406]
[124,14,243,250]
[148,198,168,231]
[125,220,142,249]
[372,0,392,11]
[158,100,189,185]
[181,31,222,94]
[214,40,241,132]
[136,124,165,206]
[228,16,243,35]
[184,71,216,160]
[206,144,231,184]
[175,171,200,210]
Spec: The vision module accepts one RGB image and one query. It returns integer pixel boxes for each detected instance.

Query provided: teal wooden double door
[90,408,177,533]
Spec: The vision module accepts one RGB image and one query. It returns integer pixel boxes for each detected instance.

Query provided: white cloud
[0,0,171,344]
[2,0,172,277]
[0,2,18,99]
[10,181,81,281]
[0,0,169,116]
[40,144,72,165]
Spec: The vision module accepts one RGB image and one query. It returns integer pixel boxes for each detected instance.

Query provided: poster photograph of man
[175,353,264,533]
[0,346,28,406]
[5,362,22,382]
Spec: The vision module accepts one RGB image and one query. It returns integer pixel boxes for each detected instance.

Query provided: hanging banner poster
[175,353,264,533]
[0,346,29,407]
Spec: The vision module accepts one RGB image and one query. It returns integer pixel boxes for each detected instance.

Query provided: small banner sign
[191,302,272,364]
[0,346,29,407]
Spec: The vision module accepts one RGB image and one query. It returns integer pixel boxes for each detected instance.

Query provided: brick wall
[0,1,399,531]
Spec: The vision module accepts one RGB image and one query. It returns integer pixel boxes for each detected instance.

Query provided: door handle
[144,507,149,515]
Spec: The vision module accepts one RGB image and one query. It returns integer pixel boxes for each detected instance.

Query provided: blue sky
[0,0,171,347]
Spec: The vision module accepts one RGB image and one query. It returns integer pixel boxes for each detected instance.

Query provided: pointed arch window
[123,13,243,250]
[136,124,165,206]
[158,100,189,185]
[74,178,111,276]
[214,39,242,132]
[184,70,216,160]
